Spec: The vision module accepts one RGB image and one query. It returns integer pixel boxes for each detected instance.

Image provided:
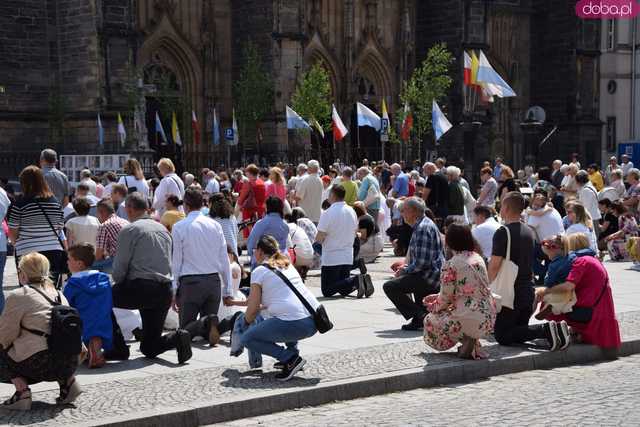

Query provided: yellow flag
[171,112,182,146]
[470,51,480,85]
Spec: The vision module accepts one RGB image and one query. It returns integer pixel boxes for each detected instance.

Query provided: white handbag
[490,225,518,312]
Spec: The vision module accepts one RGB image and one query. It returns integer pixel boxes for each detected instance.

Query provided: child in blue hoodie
[536,234,596,319]
[63,243,114,368]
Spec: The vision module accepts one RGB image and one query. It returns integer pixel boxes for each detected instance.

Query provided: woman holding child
[537,233,621,352]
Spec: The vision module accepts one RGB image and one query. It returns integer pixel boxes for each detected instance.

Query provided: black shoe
[274,359,304,372]
[401,317,423,331]
[363,274,374,298]
[103,345,130,361]
[357,258,367,275]
[207,315,220,347]
[546,321,560,351]
[275,356,306,381]
[176,329,192,364]
[557,320,570,350]
[131,327,143,342]
[356,275,366,299]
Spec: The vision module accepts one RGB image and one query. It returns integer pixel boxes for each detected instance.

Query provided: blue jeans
[240,316,317,363]
[0,252,6,313]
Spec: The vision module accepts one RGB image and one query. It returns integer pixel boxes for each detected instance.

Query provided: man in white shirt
[152,158,185,216]
[204,171,220,194]
[471,205,501,260]
[172,188,232,346]
[621,154,634,180]
[316,184,373,298]
[75,182,101,217]
[575,170,601,236]
[295,160,324,223]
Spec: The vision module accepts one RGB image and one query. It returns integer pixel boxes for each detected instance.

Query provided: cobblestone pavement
[218,354,640,426]
[1,310,640,426]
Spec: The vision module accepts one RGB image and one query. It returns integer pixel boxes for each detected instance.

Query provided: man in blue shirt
[383,197,444,330]
[246,196,290,268]
[391,163,409,198]
[493,157,504,181]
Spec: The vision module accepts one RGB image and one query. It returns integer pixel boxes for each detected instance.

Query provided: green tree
[400,43,454,141]
[234,41,274,146]
[291,63,332,131]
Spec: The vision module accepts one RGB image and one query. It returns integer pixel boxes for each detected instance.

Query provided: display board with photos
[59,154,130,184]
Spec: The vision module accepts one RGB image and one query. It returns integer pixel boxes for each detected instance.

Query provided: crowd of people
[0,147,635,409]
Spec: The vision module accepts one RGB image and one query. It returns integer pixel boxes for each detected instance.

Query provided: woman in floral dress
[423,224,497,359]
[605,202,640,261]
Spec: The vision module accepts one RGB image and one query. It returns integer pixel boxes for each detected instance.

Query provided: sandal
[3,388,32,411]
[57,379,82,405]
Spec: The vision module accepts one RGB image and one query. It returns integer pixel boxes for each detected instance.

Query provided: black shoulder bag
[124,176,138,194]
[34,200,69,284]
[566,278,609,324]
[264,265,333,334]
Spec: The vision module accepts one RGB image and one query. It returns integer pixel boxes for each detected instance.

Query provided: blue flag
[286,106,310,130]
[213,108,220,145]
[432,100,453,141]
[155,111,168,143]
[97,113,104,146]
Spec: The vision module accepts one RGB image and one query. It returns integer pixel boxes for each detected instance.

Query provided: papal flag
[310,118,325,139]
[171,112,182,146]
[117,113,126,147]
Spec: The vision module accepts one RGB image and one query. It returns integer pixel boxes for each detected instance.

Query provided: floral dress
[423,251,497,357]
[608,215,640,261]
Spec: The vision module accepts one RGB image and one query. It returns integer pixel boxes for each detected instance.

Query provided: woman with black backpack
[0,253,82,410]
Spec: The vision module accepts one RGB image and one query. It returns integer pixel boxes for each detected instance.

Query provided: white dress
[218,262,246,320]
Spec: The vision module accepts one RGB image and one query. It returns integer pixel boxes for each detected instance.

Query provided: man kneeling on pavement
[384,197,445,330]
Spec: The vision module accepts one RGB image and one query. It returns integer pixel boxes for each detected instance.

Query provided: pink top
[266,183,287,201]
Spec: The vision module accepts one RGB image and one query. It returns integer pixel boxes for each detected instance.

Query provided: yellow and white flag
[171,112,182,146]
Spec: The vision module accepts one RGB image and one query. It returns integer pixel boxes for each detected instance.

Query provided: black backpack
[25,286,83,356]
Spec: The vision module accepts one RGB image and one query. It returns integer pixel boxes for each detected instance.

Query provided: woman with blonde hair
[0,253,82,410]
[498,166,518,201]
[537,231,621,352]
[266,167,287,202]
[565,201,598,252]
[118,158,149,199]
[236,235,319,381]
[152,158,185,216]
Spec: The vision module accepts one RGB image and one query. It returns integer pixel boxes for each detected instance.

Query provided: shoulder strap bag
[34,200,68,286]
[490,225,518,312]
[566,274,609,324]
[263,265,333,333]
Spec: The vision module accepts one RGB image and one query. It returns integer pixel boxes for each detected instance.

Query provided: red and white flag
[332,104,348,141]
[401,103,413,142]
[191,110,201,145]
[463,51,473,86]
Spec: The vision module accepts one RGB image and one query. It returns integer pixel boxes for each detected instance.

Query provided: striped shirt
[95,214,129,258]
[212,215,238,256]
[7,196,64,256]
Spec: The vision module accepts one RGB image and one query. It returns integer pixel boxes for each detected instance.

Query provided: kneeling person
[64,243,113,369]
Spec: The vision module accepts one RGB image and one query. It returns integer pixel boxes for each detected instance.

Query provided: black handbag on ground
[566,278,608,324]
[264,265,334,334]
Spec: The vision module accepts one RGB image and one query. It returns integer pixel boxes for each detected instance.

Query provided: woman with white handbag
[488,192,570,351]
